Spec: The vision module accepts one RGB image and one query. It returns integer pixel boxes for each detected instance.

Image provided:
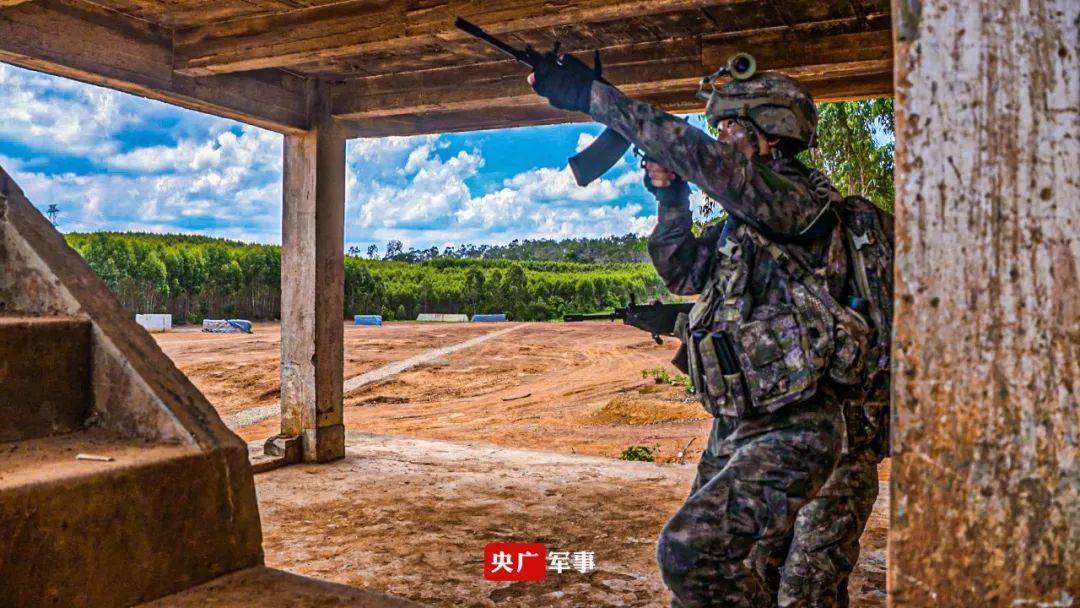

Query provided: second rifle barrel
[564,312,620,322]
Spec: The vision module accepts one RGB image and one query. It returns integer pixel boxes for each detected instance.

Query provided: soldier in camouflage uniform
[648,175,887,607]
[529,54,889,607]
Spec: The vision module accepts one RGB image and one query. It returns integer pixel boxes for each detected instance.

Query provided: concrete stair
[1,139,416,607]
[0,314,91,442]
[0,313,263,606]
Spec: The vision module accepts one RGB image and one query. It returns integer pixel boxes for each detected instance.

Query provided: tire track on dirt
[220,324,525,430]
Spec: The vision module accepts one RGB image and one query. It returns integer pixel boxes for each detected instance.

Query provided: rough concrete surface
[280,117,347,462]
[890,0,1079,604]
[0,430,263,607]
[0,314,90,442]
[0,167,273,607]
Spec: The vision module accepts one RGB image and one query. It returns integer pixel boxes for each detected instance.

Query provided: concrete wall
[890,0,1078,604]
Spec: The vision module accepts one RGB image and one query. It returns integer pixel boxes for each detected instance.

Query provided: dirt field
[256,433,887,608]
[155,322,499,419]
[154,321,887,607]
[158,321,713,461]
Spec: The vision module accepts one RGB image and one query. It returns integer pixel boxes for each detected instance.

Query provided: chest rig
[679,189,893,423]
[681,218,840,419]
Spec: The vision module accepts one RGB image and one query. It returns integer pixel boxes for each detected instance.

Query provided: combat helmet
[698,55,818,151]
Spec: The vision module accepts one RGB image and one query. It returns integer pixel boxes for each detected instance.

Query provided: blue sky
[0,63,710,253]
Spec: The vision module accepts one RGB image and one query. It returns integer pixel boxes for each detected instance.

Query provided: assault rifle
[564,299,693,345]
[454,17,630,186]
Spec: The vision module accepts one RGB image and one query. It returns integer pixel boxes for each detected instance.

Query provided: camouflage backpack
[747,193,894,405]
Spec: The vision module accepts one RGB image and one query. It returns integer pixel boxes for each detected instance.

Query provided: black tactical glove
[643,171,690,208]
[531,51,600,114]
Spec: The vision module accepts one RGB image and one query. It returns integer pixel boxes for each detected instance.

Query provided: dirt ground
[156,322,500,419]
[255,433,887,608]
[158,322,713,461]
[154,321,887,607]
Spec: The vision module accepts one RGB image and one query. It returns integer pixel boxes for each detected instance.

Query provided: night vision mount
[696,52,757,102]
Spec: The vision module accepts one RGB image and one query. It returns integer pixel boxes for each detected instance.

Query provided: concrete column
[890,0,1078,605]
[276,85,346,463]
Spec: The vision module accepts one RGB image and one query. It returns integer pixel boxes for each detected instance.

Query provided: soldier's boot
[776,447,881,608]
[656,400,842,608]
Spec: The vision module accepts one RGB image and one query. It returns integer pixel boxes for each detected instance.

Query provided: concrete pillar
[276,84,346,463]
[890,0,1078,605]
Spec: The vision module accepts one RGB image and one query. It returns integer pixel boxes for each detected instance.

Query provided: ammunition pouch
[683,228,831,418]
[685,305,828,418]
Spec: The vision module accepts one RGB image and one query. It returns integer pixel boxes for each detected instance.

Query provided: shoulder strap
[743,227,849,319]
[757,203,839,245]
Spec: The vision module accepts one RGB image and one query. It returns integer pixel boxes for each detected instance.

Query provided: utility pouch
[691,331,753,418]
[671,312,690,374]
[745,228,871,390]
[734,305,820,412]
[686,330,708,412]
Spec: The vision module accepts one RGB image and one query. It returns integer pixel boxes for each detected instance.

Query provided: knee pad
[656,529,695,581]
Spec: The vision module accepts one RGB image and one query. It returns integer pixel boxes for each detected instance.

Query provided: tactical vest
[679,194,894,420]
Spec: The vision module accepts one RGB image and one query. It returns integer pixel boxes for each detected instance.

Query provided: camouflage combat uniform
[687,411,883,608]
[583,81,855,607]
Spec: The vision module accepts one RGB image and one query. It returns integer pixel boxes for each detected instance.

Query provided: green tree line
[64,232,668,323]
[354,233,650,264]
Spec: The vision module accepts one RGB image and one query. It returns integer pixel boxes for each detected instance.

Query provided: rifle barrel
[563,312,621,322]
[454,18,534,67]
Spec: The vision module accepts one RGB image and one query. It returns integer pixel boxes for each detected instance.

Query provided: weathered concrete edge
[0,446,263,606]
[0,166,245,453]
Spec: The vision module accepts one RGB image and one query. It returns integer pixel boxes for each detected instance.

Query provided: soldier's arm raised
[587,82,821,236]
[645,178,721,295]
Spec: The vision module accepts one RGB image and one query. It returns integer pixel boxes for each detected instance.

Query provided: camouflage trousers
[759,444,881,607]
[656,396,843,608]
[671,405,883,608]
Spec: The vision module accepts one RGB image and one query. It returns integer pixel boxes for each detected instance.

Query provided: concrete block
[416,313,468,323]
[263,433,301,461]
[0,432,262,607]
[0,315,91,442]
[302,423,345,463]
[135,314,172,332]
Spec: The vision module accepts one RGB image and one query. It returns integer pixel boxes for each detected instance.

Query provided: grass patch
[619,445,657,462]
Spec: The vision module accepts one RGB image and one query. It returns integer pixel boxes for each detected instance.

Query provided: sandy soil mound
[588,394,708,426]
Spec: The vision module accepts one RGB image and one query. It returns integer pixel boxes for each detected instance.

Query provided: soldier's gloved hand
[643,160,689,207]
[528,51,598,113]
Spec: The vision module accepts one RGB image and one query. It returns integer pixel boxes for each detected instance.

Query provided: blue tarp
[472,313,508,322]
[354,315,383,326]
[202,319,253,333]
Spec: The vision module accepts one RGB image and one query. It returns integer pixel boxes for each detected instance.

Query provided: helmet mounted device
[698,53,819,151]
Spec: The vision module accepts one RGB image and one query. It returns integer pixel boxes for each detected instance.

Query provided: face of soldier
[716,119,776,158]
